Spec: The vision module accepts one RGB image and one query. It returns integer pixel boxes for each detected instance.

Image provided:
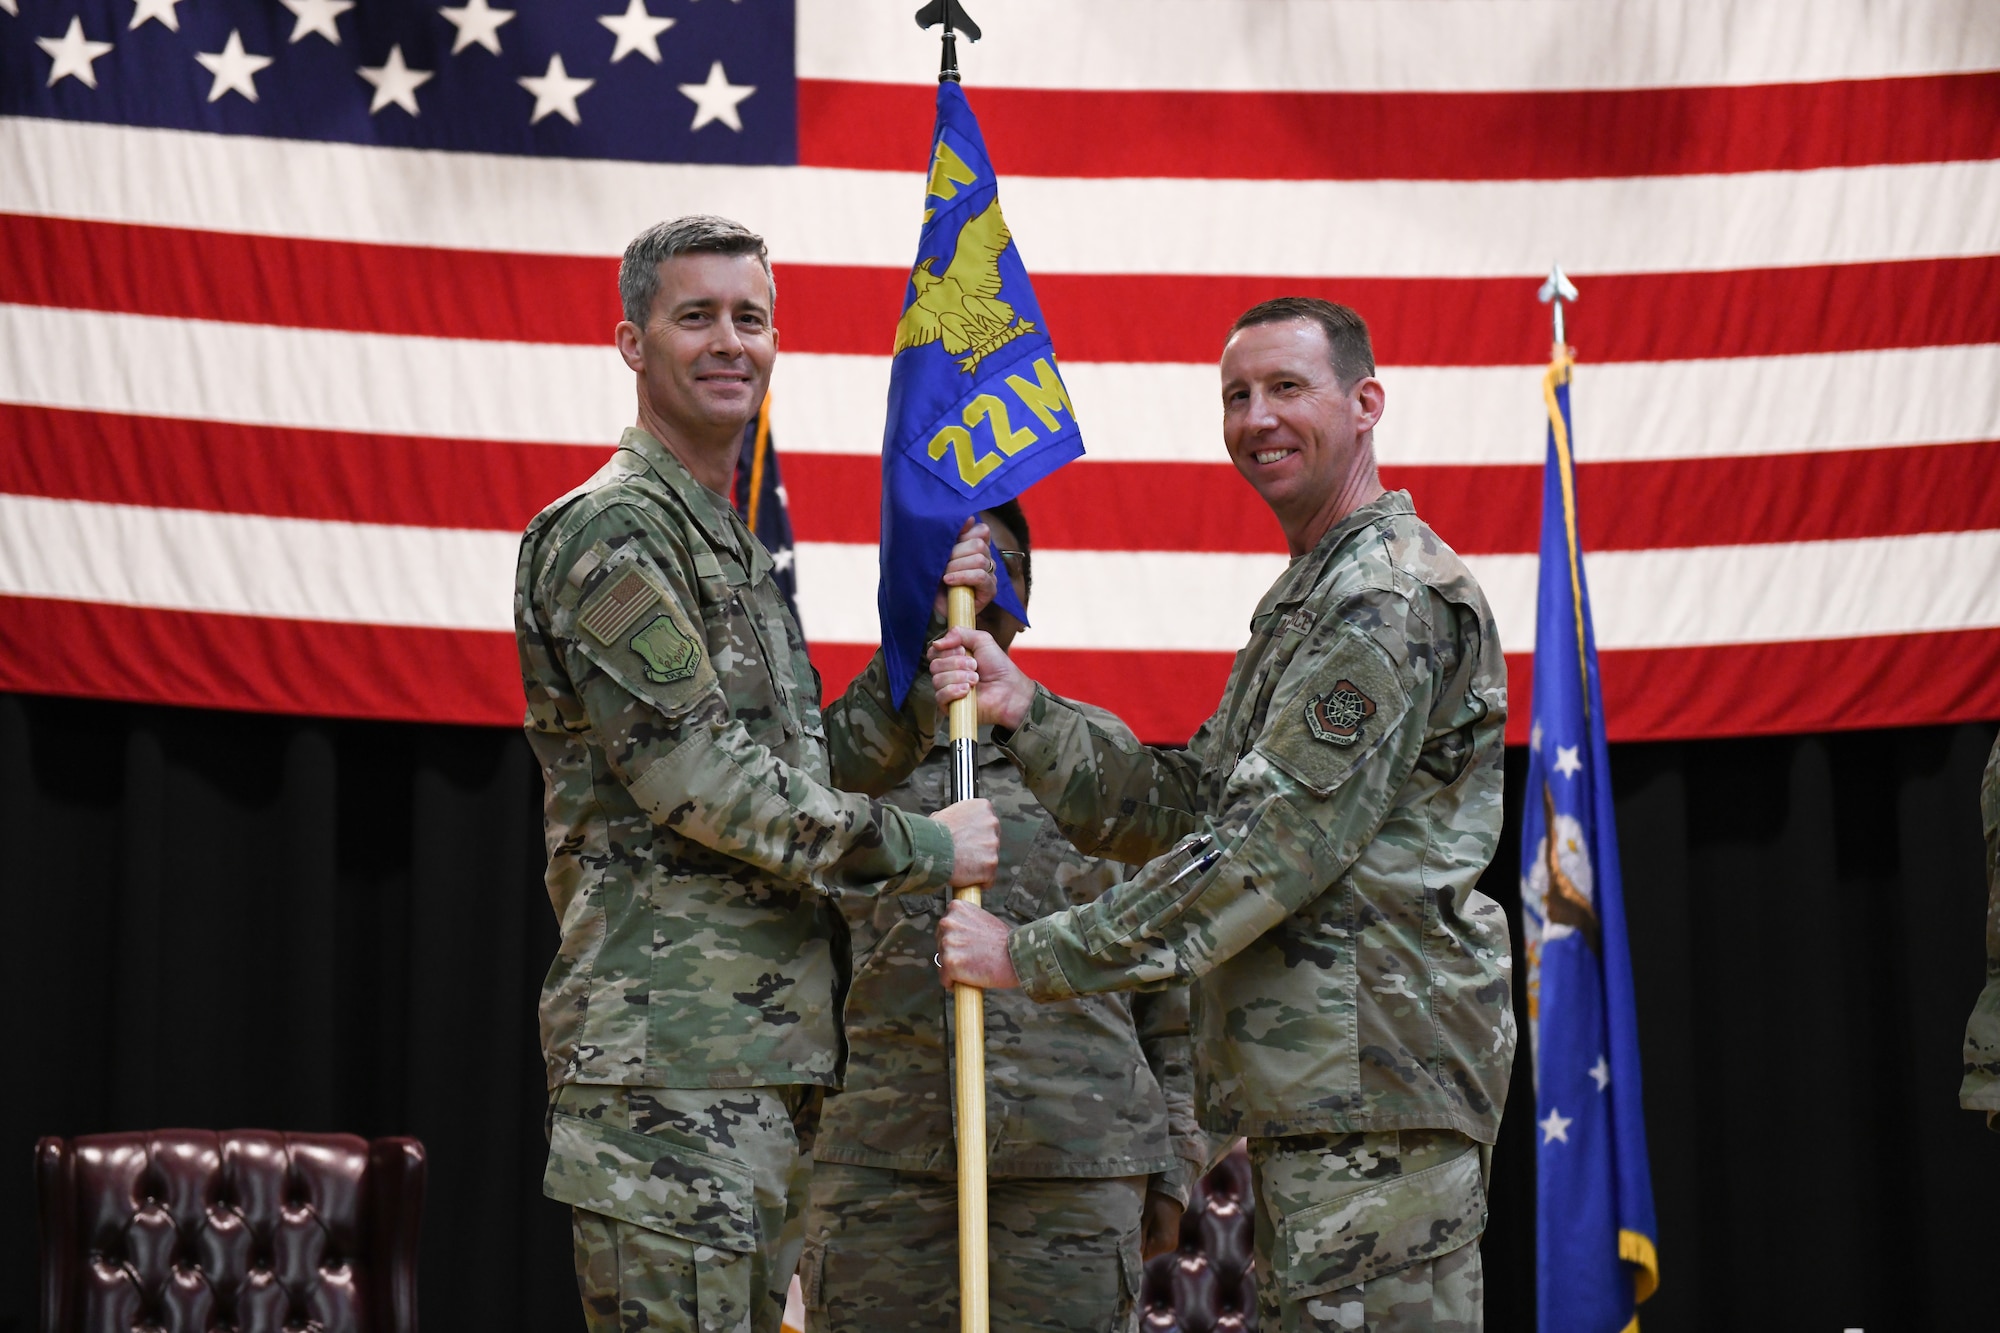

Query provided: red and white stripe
[4,0,1997,740]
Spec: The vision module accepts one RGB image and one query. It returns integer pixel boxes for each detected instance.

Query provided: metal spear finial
[1538,263,1579,352]
[915,0,982,84]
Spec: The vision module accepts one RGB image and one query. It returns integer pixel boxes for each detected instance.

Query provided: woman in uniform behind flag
[799,500,1210,1333]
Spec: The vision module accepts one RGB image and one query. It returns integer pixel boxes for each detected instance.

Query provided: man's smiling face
[1220,318,1372,529]
[634,250,777,446]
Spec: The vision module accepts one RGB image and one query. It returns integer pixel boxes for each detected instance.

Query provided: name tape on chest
[579,567,663,646]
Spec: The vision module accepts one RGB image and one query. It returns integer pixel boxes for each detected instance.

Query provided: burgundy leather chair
[1141,1144,1257,1333]
[36,1130,424,1333]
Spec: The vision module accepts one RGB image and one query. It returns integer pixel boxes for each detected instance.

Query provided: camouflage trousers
[799,1162,1146,1332]
[545,1084,821,1333]
[1249,1129,1488,1332]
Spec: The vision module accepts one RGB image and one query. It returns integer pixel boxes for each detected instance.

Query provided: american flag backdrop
[2,0,1997,743]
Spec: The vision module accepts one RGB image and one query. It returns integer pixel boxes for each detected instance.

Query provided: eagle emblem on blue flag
[873,82,1086,705]
[884,112,1082,504]
[894,197,1035,373]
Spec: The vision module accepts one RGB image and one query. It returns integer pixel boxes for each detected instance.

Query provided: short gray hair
[619,215,775,327]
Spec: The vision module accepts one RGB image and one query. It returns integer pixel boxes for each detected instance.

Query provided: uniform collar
[617,426,772,583]
[1254,489,1413,618]
[1309,488,1412,559]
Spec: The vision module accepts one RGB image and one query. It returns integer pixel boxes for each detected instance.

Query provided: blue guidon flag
[876,81,1084,703]
[1521,349,1661,1333]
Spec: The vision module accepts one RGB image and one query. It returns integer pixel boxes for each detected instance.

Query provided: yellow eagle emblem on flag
[893,198,1037,374]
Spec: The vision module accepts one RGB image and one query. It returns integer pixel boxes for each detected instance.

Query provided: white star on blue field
[6,0,797,164]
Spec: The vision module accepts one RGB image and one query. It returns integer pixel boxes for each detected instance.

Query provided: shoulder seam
[534,494,703,603]
[549,487,698,554]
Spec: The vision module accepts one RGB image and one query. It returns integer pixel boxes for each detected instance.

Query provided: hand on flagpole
[934,518,1000,618]
[933,799,1000,886]
[929,626,1032,730]
[937,898,1019,990]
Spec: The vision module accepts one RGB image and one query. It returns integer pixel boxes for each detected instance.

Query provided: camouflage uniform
[515,427,958,1333]
[548,1084,819,1333]
[1249,1131,1485,1333]
[1962,731,2000,1131]
[801,727,1210,1332]
[994,492,1513,1329]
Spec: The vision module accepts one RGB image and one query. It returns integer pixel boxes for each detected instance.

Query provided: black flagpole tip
[915,0,982,42]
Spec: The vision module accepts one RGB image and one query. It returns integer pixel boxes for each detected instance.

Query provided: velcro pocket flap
[1077,835,1225,956]
[543,1111,758,1253]
[1275,1147,1486,1298]
[565,554,719,723]
[1258,624,1409,798]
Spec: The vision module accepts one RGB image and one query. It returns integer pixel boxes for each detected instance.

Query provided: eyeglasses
[995,549,1028,582]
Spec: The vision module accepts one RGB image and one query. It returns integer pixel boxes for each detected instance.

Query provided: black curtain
[3,691,1994,1332]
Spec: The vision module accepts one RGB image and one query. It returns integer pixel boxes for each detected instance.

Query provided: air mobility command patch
[628,614,701,684]
[1259,627,1407,797]
[1305,680,1377,746]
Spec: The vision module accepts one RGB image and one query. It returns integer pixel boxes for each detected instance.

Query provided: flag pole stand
[946,583,990,1333]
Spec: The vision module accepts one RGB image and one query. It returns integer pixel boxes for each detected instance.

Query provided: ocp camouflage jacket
[1002,491,1516,1142]
[515,428,955,1092]
[817,729,1210,1201]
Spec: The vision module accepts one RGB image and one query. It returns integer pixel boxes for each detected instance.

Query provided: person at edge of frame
[799,498,1214,1333]
[930,297,1516,1332]
[514,214,1007,1333]
[1961,730,2000,1131]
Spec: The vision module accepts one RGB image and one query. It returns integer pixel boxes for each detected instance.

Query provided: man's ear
[615,320,645,373]
[1353,376,1386,432]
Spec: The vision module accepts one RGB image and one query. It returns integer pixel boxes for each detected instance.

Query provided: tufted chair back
[1140,1144,1257,1333]
[36,1130,424,1333]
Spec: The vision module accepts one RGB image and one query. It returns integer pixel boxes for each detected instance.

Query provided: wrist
[993,676,1033,731]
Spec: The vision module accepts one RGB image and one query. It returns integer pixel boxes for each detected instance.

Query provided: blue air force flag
[876,82,1085,703]
[1521,355,1661,1333]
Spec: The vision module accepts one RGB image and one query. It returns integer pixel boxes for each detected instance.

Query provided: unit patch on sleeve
[579,567,663,645]
[1259,628,1409,797]
[1305,680,1377,746]
[628,614,703,684]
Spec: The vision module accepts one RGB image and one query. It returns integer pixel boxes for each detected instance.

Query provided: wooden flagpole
[918,5,990,1326]
[946,583,989,1333]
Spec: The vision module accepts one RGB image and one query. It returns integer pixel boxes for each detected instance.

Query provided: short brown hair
[1228,297,1374,388]
[619,215,774,326]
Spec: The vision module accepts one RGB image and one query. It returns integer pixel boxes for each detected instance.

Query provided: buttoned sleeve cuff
[991,683,1066,781]
[894,809,959,897]
[1007,914,1081,1002]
